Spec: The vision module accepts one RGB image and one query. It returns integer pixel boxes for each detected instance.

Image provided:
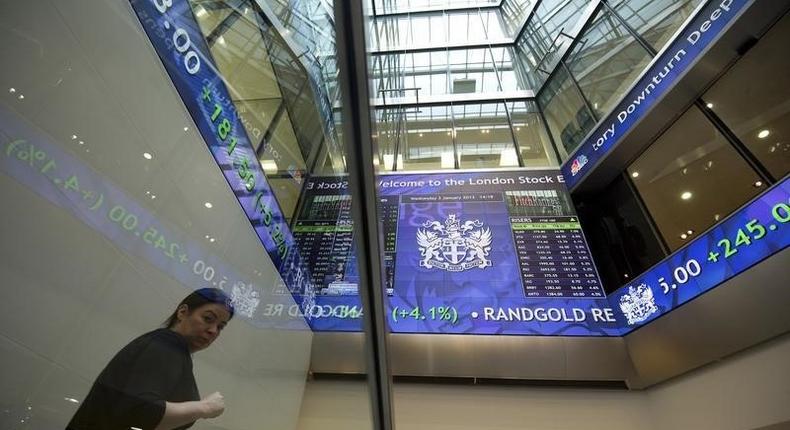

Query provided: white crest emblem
[618,283,658,325]
[416,214,492,272]
[230,282,261,318]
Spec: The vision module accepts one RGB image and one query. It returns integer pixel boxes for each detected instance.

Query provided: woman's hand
[200,391,225,418]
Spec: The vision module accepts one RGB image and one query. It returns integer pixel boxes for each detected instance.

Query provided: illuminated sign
[611,177,790,333]
[128,0,315,315]
[292,171,621,335]
[562,0,749,189]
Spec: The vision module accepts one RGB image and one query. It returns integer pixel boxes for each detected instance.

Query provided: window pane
[628,107,764,251]
[539,67,594,159]
[508,101,558,167]
[566,10,653,119]
[402,106,456,171]
[703,13,790,179]
[611,0,704,52]
[453,103,518,169]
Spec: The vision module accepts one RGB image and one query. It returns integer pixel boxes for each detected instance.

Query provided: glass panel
[453,102,519,169]
[401,105,456,170]
[0,2,314,429]
[539,66,595,159]
[628,107,764,251]
[508,101,557,167]
[703,12,790,179]
[611,0,704,52]
[565,9,653,119]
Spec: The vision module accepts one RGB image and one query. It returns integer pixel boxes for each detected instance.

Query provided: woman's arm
[154,392,225,430]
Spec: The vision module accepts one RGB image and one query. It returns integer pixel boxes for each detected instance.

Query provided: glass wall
[375,100,558,172]
[703,12,790,180]
[539,65,594,160]
[611,0,704,53]
[564,8,653,119]
[0,1,314,428]
[627,107,764,251]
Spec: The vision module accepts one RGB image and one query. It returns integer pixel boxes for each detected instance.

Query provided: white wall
[297,334,790,430]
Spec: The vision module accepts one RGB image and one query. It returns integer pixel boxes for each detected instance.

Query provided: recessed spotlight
[183,127,189,131]
[706,102,714,109]
[71,135,77,140]
[205,235,210,239]
[687,230,693,235]
[516,127,521,131]
[419,133,423,137]
[753,180,763,187]
[623,273,629,278]
[680,233,688,239]
[631,171,639,178]
[150,194,156,199]
[209,237,216,243]
[79,140,84,145]
[681,168,688,175]
[64,397,80,404]
[9,88,16,93]
[757,129,770,139]
[714,214,721,221]
[681,191,692,200]
[143,152,153,160]
[18,94,24,100]
[204,202,213,209]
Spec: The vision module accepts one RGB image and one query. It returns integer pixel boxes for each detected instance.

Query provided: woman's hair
[165,288,235,328]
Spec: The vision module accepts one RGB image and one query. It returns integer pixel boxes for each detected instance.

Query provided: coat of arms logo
[230,282,261,318]
[416,214,492,272]
[618,283,658,325]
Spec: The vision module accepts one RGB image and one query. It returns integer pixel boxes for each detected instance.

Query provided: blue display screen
[611,177,790,334]
[562,0,749,189]
[288,172,788,335]
[290,171,622,336]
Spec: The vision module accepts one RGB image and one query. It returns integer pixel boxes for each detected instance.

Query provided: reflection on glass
[508,101,557,167]
[539,66,594,159]
[453,102,518,169]
[611,0,704,52]
[401,105,455,170]
[703,13,790,179]
[628,107,763,251]
[565,9,652,118]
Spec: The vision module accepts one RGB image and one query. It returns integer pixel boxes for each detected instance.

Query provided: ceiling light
[204,202,213,209]
[71,135,77,140]
[150,194,156,199]
[757,129,770,139]
[205,235,210,239]
[183,127,189,131]
[499,148,518,167]
[209,237,216,243]
[18,94,24,100]
[593,103,598,109]
[706,102,714,109]
[261,160,278,174]
[681,168,688,175]
[143,152,152,160]
[217,36,226,46]
[754,180,763,187]
[687,230,693,235]
[680,233,688,240]
[419,133,423,137]
[623,274,629,278]
[9,88,15,93]
[195,6,207,17]
[516,127,521,131]
[680,191,692,200]
[631,171,639,178]
[441,151,454,168]
[64,397,80,404]
[79,140,84,145]
[714,214,721,221]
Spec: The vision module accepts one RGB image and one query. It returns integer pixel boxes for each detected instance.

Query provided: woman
[67,288,234,430]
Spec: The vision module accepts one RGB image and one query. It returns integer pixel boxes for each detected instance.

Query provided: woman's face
[172,303,231,352]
